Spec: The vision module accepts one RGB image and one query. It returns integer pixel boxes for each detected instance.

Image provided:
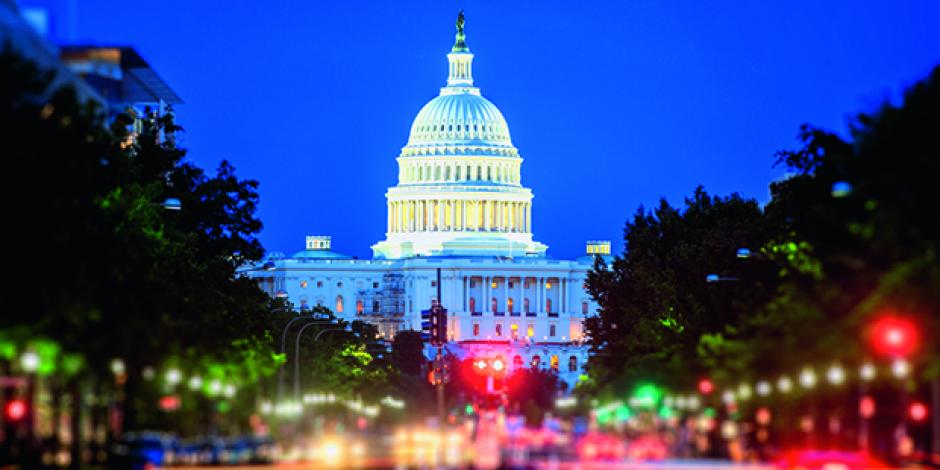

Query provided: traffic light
[4,398,27,422]
[420,304,448,346]
[472,357,507,378]
[870,316,918,357]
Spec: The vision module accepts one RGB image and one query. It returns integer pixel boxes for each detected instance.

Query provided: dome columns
[386,198,532,235]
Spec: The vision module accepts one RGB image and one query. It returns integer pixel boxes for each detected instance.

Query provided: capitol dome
[405,93,513,152]
[372,11,547,260]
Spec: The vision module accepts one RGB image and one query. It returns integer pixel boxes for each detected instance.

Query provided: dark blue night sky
[35,0,940,259]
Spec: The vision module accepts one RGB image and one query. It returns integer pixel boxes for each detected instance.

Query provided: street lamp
[891,358,910,379]
[777,376,794,394]
[756,381,772,397]
[276,313,338,404]
[20,351,40,373]
[826,364,845,386]
[860,362,877,382]
[800,368,817,389]
[706,274,739,283]
[161,197,182,211]
[736,248,752,259]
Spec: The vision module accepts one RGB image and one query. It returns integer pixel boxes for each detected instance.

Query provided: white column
[387,202,392,232]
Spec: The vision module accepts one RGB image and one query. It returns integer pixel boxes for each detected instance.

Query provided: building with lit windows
[241,14,610,389]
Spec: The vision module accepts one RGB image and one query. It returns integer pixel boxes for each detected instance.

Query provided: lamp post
[293,324,355,403]
[275,312,336,405]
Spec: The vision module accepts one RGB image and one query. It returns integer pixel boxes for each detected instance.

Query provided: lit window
[546,282,552,289]
[550,355,559,371]
[469,297,476,313]
[473,323,480,336]
[495,324,502,336]
[356,300,363,314]
[507,298,514,314]
[527,325,534,338]
[513,355,523,368]
[300,280,307,288]
[491,298,498,314]
[546,298,552,313]
[491,281,497,289]
[511,324,519,339]
[531,355,540,368]
[335,296,344,313]
[549,324,556,337]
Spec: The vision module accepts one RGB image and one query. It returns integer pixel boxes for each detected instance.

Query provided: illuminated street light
[165,368,182,386]
[20,351,40,373]
[722,390,736,405]
[737,383,752,400]
[777,376,794,394]
[859,362,876,381]
[891,358,910,379]
[687,395,701,410]
[756,381,772,397]
[736,248,752,259]
[223,384,236,398]
[161,197,182,211]
[208,379,223,396]
[188,375,203,390]
[799,368,817,389]
[110,358,126,376]
[826,364,845,385]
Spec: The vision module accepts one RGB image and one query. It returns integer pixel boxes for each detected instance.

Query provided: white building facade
[242,15,610,389]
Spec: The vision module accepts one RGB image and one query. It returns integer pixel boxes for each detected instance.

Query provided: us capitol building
[242,14,611,389]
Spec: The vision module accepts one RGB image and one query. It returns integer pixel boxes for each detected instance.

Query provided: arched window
[469,297,476,313]
[524,298,530,314]
[513,355,523,369]
[546,298,552,314]
[356,299,364,314]
[507,298,514,314]
[491,297,498,314]
[568,356,578,372]
[335,295,344,313]
[531,355,541,368]
[550,355,559,371]
[445,166,451,180]
[582,301,589,315]
[511,324,519,339]
[495,324,502,336]
[434,166,441,181]
[372,300,380,313]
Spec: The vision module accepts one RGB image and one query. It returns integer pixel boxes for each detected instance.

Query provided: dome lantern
[446,11,474,89]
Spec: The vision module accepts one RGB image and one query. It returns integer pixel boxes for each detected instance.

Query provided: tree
[391,330,427,377]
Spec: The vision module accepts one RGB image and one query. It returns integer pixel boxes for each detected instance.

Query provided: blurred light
[188,375,203,390]
[720,420,738,439]
[892,358,910,379]
[319,439,343,465]
[736,248,752,258]
[142,367,155,381]
[674,396,686,409]
[860,396,876,419]
[158,395,181,411]
[555,396,577,408]
[698,378,714,395]
[831,180,853,198]
[799,368,817,388]
[705,274,720,283]
[663,396,675,408]
[4,399,27,421]
[110,358,126,376]
[826,364,845,385]
[870,316,918,357]
[756,407,772,426]
[756,381,772,397]
[260,401,273,414]
[474,359,487,370]
[722,390,736,405]
[208,379,223,396]
[165,368,182,386]
[860,362,876,381]
[687,395,701,410]
[737,383,752,400]
[492,358,505,372]
[909,402,928,422]
[20,351,40,373]
[777,376,793,394]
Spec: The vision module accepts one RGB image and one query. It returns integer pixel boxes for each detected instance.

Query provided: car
[577,432,625,461]
[110,432,176,470]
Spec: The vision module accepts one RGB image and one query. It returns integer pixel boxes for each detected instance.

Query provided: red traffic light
[698,378,714,395]
[870,316,918,357]
[909,402,928,422]
[4,399,27,421]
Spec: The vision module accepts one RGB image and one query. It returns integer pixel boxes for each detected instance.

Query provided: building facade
[242,14,609,389]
